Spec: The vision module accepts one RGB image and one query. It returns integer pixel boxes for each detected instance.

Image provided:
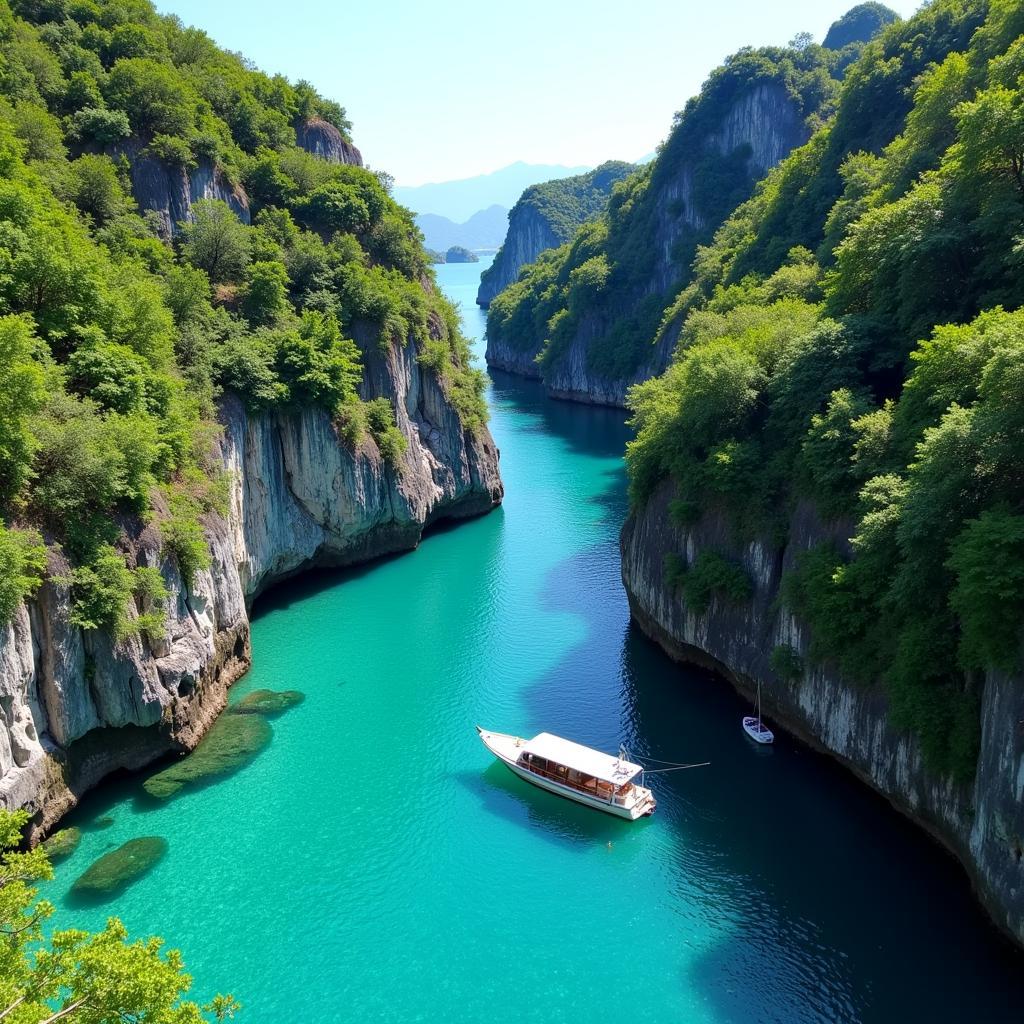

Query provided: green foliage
[364,396,407,466]
[179,199,250,283]
[241,259,287,325]
[160,486,211,588]
[272,310,361,411]
[769,643,804,681]
[0,808,237,1022]
[478,161,633,298]
[58,543,166,643]
[0,524,46,621]
[676,550,753,616]
[948,507,1024,671]
[66,153,129,225]
[823,3,900,51]
[0,0,487,649]
[0,315,46,505]
[486,42,842,384]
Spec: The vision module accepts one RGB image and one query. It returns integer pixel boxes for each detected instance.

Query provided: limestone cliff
[621,481,1024,947]
[113,137,250,238]
[476,162,634,308]
[0,338,501,837]
[544,82,807,406]
[295,118,364,167]
[484,79,817,407]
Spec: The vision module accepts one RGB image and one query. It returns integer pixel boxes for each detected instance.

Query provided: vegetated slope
[476,161,634,307]
[415,203,509,253]
[484,6,902,405]
[0,0,500,826]
[622,0,1024,945]
[484,17,885,406]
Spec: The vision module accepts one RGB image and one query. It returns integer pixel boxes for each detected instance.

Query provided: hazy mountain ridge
[415,204,509,252]
[395,161,590,221]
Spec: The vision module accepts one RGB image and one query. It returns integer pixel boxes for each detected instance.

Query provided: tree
[179,200,250,284]
[241,260,287,325]
[67,154,128,226]
[0,315,46,507]
[0,808,240,1024]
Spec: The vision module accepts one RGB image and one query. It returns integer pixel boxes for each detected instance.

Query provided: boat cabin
[517,732,645,809]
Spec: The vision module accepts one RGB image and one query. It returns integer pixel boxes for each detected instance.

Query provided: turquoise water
[44,256,1023,1022]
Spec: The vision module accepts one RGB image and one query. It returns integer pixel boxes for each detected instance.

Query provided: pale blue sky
[155,0,921,185]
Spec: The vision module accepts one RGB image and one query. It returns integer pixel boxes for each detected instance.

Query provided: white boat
[477,727,656,820]
[743,679,774,744]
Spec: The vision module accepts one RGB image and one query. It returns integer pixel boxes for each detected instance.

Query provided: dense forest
[0,0,485,646]
[484,21,888,385]
[626,0,1024,781]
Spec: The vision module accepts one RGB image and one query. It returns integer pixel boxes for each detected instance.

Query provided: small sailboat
[477,727,656,819]
[742,679,774,744]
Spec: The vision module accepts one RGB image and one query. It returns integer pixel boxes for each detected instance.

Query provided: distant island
[429,246,481,264]
[445,246,479,263]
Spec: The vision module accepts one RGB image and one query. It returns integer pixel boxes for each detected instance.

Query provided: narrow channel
[43,256,1024,1023]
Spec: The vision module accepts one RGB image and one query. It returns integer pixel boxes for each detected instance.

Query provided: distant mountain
[415,205,509,252]
[395,162,590,222]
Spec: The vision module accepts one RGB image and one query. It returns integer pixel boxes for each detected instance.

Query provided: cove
[42,256,1024,1023]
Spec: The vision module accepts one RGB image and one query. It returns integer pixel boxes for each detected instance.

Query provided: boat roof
[522,733,642,785]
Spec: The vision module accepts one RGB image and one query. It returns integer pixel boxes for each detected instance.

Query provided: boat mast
[757,680,762,731]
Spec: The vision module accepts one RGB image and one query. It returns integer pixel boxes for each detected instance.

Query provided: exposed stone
[142,714,271,800]
[111,137,250,238]
[230,689,305,717]
[69,837,167,901]
[621,479,1024,948]
[0,311,501,838]
[487,83,810,406]
[295,118,363,166]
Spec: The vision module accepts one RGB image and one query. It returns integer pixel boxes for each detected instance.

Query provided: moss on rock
[231,689,305,717]
[69,837,167,901]
[42,827,81,864]
[142,714,272,800]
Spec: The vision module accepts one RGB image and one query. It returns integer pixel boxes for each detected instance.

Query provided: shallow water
[44,256,1024,1022]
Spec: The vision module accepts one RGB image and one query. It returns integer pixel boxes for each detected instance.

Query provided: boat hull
[477,728,655,820]
[743,717,774,744]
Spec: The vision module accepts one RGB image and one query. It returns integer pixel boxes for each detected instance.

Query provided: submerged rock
[42,826,81,863]
[92,815,115,829]
[70,837,167,900]
[142,714,272,800]
[230,689,305,717]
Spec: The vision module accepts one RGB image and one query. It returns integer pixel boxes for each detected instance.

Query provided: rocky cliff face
[477,206,557,308]
[295,118,364,166]
[621,481,1024,947]
[477,161,634,308]
[112,137,250,238]
[0,338,501,838]
[486,83,810,407]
